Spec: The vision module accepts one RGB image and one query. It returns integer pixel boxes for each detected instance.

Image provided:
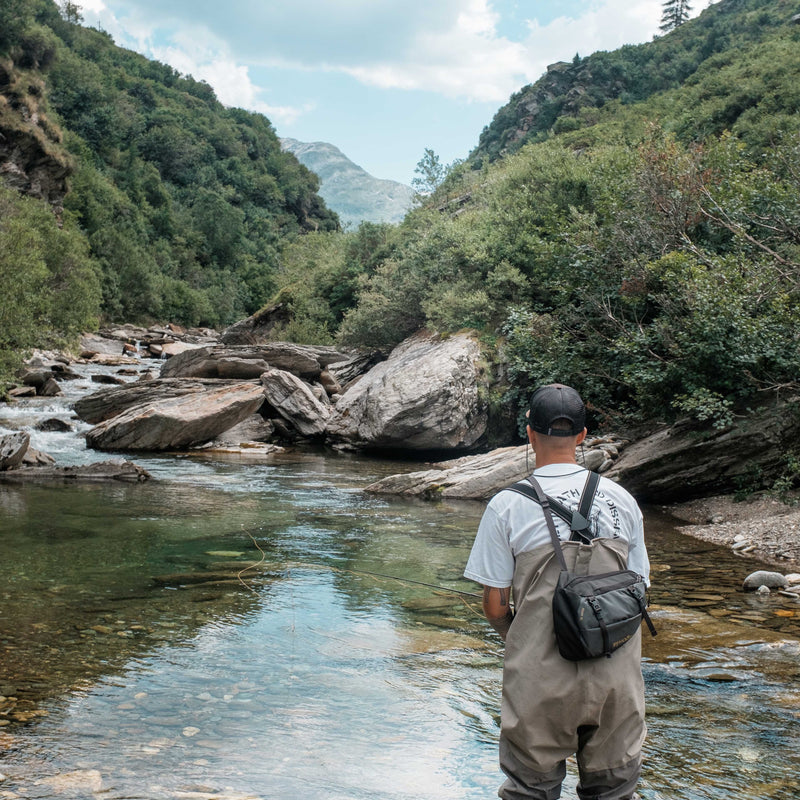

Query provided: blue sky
[76,1,709,185]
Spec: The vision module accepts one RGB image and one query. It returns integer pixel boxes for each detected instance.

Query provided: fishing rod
[336,566,482,598]
[236,532,481,598]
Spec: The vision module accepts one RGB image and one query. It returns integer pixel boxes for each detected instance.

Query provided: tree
[660,0,693,33]
[411,148,445,195]
[60,2,83,24]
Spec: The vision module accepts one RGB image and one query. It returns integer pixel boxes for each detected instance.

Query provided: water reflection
[1,372,799,798]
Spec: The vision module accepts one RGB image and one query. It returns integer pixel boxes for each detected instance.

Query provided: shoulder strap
[572,470,600,542]
[520,477,568,570]
[507,471,600,542]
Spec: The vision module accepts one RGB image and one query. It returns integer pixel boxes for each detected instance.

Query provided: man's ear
[526,424,536,446]
[576,427,588,445]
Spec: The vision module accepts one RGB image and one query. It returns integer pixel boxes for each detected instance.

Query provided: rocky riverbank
[661,492,800,572]
[2,323,798,579]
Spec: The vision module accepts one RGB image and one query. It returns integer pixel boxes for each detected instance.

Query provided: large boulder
[73,378,249,424]
[607,396,800,503]
[159,344,351,381]
[325,332,488,452]
[220,302,290,344]
[85,383,266,451]
[261,368,330,437]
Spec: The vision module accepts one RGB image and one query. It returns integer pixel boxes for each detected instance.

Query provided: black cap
[528,384,586,437]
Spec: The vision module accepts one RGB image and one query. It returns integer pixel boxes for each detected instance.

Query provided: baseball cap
[527,384,586,437]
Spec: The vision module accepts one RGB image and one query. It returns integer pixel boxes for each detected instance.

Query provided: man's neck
[533,453,578,469]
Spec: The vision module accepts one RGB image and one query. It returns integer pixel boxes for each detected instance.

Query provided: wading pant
[498,539,646,800]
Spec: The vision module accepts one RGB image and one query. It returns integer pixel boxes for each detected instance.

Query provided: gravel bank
[661,492,800,572]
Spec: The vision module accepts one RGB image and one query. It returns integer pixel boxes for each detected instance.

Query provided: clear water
[0,363,798,799]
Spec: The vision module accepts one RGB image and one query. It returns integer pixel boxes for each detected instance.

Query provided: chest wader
[498,538,646,800]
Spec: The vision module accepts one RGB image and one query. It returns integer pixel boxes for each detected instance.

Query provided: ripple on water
[1,361,799,799]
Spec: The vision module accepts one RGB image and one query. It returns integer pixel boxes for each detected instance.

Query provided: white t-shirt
[464,464,650,588]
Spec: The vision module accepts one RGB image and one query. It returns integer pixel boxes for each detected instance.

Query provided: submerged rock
[0,460,151,483]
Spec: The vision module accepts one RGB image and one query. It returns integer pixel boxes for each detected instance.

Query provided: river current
[0,360,798,799]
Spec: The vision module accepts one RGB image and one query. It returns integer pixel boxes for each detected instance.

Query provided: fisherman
[464,384,650,800]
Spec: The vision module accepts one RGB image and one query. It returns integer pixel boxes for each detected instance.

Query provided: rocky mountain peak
[280,137,414,227]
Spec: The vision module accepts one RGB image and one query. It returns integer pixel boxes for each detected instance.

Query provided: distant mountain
[280,138,414,227]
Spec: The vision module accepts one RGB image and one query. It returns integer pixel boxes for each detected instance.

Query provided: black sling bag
[508,472,657,661]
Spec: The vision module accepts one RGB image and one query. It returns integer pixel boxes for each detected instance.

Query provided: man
[464,384,650,800]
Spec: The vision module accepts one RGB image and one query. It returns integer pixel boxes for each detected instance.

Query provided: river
[0,360,798,799]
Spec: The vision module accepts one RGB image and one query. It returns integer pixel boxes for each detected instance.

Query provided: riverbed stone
[260,367,330,437]
[326,331,488,452]
[35,418,74,432]
[211,414,275,445]
[0,432,30,470]
[160,343,349,381]
[37,769,103,793]
[85,383,266,451]
[743,570,789,591]
[0,460,151,483]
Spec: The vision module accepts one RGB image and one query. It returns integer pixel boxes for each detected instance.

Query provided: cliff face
[0,59,71,214]
[280,138,414,227]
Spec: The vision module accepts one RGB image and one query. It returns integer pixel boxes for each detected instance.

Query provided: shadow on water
[1,375,799,798]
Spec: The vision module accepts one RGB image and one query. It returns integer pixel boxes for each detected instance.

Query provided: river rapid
[0,360,798,800]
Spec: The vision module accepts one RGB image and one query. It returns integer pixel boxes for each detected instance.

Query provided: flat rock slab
[160,343,350,380]
[0,460,151,483]
[366,444,607,500]
[85,383,266,451]
[73,378,251,424]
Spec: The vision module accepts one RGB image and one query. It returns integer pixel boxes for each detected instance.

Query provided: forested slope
[275,0,800,456]
[1,0,337,383]
[472,0,800,163]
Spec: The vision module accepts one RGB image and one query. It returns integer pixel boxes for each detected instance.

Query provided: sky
[75,1,709,186]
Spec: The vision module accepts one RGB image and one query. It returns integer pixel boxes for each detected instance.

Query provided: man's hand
[482,585,513,641]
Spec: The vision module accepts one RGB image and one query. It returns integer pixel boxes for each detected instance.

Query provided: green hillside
[473,0,800,163]
[276,0,800,451]
[1,0,337,381]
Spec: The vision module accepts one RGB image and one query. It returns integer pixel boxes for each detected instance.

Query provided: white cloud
[523,0,662,70]
[341,0,530,102]
[79,6,314,125]
[151,43,314,124]
[76,0,107,13]
[79,1,669,111]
